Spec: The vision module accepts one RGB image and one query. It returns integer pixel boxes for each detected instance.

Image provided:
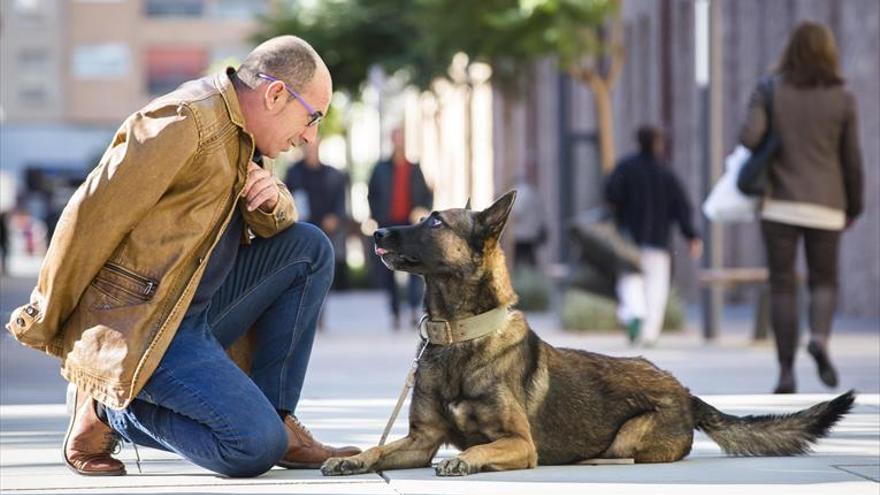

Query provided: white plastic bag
[702,146,758,222]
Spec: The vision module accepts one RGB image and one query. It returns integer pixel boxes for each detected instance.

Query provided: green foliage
[317,104,345,138]
[345,261,373,290]
[256,0,430,94]
[255,0,617,96]
[662,289,685,331]
[512,266,551,311]
[562,289,619,331]
[562,288,685,333]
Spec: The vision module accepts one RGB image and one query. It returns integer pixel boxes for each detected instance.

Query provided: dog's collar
[420,306,510,345]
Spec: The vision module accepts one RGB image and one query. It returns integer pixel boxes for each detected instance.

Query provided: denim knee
[217,417,288,477]
[296,222,334,277]
[276,222,334,274]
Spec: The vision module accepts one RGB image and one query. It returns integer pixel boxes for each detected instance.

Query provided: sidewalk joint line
[833,464,880,483]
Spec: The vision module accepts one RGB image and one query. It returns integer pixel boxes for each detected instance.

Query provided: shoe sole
[62,384,127,477]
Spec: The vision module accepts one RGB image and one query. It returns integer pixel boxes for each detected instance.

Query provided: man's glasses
[256,72,324,128]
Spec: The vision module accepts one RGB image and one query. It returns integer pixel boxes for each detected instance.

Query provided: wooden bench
[699,268,770,341]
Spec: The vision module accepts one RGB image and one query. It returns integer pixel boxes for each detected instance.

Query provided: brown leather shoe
[63,383,126,476]
[277,414,361,469]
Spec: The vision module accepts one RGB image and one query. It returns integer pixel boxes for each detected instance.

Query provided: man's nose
[373,228,391,242]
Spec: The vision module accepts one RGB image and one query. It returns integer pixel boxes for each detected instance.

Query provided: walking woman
[740,22,864,394]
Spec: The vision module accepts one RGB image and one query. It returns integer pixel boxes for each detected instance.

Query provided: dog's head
[373,190,517,276]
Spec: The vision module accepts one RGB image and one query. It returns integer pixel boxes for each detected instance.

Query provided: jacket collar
[214,68,247,129]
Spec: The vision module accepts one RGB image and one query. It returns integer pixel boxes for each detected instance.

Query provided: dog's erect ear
[476,190,517,243]
[464,197,471,210]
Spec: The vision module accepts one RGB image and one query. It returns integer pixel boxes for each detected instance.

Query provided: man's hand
[689,238,704,259]
[243,161,279,212]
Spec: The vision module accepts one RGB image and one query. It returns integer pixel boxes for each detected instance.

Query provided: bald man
[7,36,359,478]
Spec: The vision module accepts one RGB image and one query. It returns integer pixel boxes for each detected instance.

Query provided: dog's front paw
[321,456,368,476]
[435,457,478,476]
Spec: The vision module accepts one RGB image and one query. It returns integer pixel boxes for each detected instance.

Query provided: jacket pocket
[89,262,159,310]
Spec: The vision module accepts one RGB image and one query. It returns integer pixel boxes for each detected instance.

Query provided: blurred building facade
[1,0,275,179]
[493,0,879,316]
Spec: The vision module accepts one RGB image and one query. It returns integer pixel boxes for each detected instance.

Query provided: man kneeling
[6,36,359,477]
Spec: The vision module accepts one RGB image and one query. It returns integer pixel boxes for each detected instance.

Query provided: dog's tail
[691,390,855,456]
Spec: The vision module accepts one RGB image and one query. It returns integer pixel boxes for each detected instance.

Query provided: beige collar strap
[421,306,509,345]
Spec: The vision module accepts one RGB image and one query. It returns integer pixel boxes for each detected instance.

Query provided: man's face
[252,69,331,159]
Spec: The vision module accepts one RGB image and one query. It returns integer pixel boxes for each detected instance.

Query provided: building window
[144,0,204,17]
[18,85,48,105]
[18,48,49,71]
[146,47,207,95]
[13,0,48,22]
[209,0,268,20]
[72,43,131,79]
[14,0,44,14]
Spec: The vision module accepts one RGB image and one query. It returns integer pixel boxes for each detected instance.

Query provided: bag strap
[760,76,776,128]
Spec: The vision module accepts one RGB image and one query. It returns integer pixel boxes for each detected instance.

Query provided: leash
[378,316,429,446]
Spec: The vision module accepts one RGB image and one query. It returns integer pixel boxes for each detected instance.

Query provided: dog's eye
[428,217,443,229]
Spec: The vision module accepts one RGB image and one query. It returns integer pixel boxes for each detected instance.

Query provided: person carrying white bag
[702,145,758,223]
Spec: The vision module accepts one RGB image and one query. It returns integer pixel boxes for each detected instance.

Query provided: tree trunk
[586,76,616,174]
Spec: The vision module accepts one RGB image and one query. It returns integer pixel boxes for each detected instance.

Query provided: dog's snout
[373,228,391,242]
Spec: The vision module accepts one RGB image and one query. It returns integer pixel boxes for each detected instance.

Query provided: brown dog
[322,191,854,477]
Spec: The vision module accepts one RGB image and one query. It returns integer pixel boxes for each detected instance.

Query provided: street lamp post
[697,0,724,341]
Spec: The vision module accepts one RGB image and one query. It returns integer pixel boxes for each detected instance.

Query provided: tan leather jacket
[5,69,297,409]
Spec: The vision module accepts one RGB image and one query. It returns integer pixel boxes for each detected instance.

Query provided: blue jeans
[105,223,334,477]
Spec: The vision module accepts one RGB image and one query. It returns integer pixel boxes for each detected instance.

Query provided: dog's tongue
[375,247,389,255]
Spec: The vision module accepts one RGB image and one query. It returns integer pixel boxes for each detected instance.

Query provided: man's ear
[476,190,517,242]
[264,81,287,111]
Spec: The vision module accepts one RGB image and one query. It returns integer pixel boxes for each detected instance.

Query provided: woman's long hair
[776,22,844,88]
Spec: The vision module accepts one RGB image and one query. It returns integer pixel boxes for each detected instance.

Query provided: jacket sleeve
[604,164,624,208]
[367,165,381,220]
[739,84,768,150]
[669,171,699,240]
[840,92,864,219]
[242,175,297,238]
[6,103,200,350]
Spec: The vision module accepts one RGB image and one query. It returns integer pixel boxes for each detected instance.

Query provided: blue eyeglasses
[256,72,324,128]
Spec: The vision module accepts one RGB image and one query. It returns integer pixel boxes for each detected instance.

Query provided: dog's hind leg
[599,404,693,463]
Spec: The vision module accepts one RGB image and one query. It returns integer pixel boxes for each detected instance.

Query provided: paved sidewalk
[1,286,879,494]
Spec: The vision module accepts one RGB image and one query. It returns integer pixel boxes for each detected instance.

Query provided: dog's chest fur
[413,324,535,450]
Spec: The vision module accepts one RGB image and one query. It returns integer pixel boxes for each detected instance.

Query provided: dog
[321,190,855,477]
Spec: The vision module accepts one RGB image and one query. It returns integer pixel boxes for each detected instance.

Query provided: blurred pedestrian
[0,210,8,275]
[605,125,702,346]
[740,22,863,394]
[511,175,546,268]
[285,138,350,291]
[4,36,359,478]
[368,127,432,330]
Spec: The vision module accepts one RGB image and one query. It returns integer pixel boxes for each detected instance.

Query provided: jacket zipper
[104,263,158,297]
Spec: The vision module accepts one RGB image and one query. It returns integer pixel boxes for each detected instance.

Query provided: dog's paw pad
[321,457,367,476]
[435,458,476,476]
